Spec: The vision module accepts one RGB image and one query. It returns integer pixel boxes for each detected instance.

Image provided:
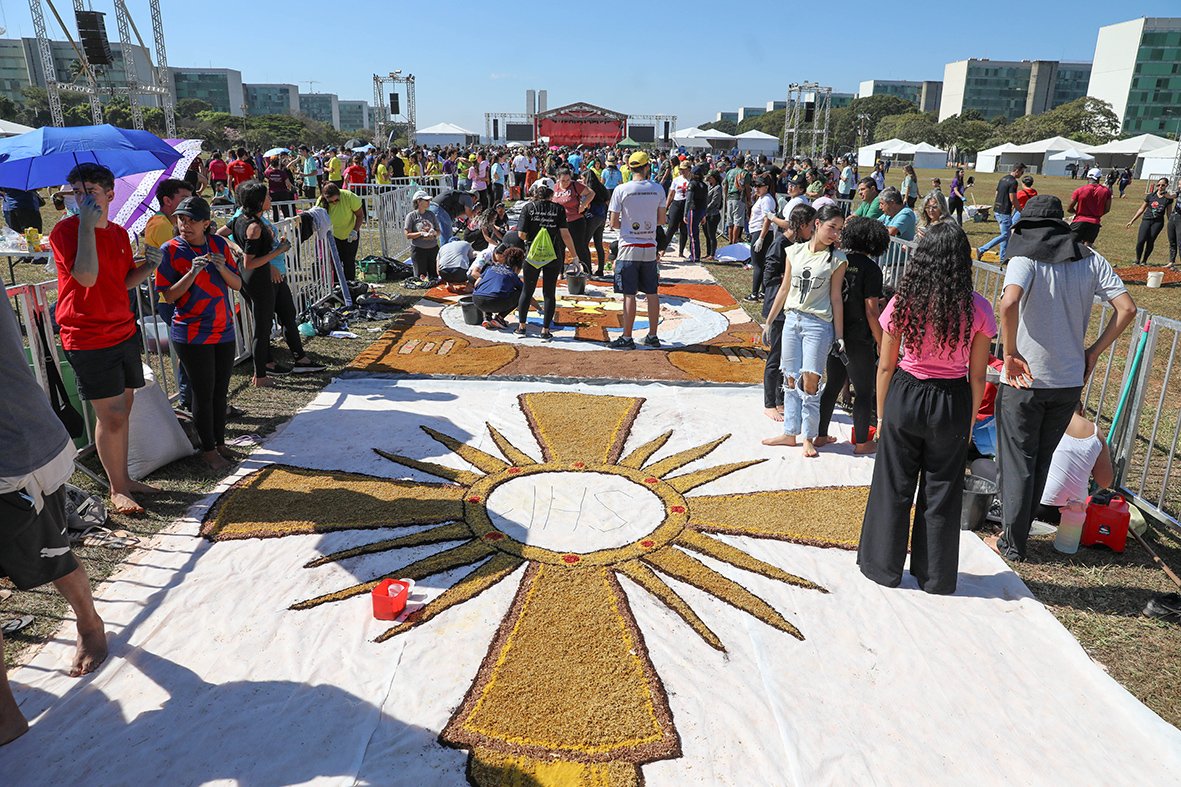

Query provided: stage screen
[506,123,533,142]
[629,125,656,143]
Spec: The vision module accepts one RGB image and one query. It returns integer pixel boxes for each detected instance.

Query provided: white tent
[672,126,736,150]
[974,143,1019,174]
[416,122,480,147]
[857,138,909,167]
[1137,142,1178,182]
[0,118,34,138]
[1046,147,1096,177]
[975,137,1096,176]
[890,141,948,170]
[1090,134,1174,176]
[735,129,779,155]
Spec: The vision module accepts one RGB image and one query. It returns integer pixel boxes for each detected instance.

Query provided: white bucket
[1146,271,1164,289]
[139,316,170,353]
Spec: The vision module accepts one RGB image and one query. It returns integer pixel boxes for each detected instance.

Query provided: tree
[830,95,919,153]
[738,108,785,137]
[933,116,998,160]
[176,98,214,119]
[874,112,939,144]
[700,119,737,135]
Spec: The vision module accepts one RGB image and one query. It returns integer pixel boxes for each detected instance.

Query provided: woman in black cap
[684,165,709,263]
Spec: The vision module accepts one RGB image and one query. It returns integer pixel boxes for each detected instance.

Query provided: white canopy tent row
[857,138,910,167]
[1137,141,1180,182]
[734,129,779,155]
[1090,134,1174,177]
[974,136,1097,176]
[416,122,481,147]
[672,126,738,151]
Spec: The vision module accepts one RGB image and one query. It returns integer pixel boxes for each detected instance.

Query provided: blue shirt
[567,153,583,174]
[601,166,623,190]
[473,264,522,300]
[228,209,288,275]
[879,206,917,242]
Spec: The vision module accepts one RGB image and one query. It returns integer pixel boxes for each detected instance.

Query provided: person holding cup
[155,196,242,471]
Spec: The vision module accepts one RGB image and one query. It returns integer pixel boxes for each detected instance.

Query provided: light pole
[240,102,249,137]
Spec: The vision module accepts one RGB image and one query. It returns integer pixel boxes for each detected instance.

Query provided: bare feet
[853,441,878,455]
[983,534,1003,556]
[69,622,108,678]
[216,445,235,461]
[0,701,28,746]
[201,450,232,472]
[761,434,798,447]
[813,435,838,447]
[109,491,144,515]
[128,480,159,495]
[763,407,785,422]
[802,439,819,458]
[252,376,273,388]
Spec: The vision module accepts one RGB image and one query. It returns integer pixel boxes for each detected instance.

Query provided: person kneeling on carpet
[438,238,477,293]
[857,222,995,595]
[474,246,524,330]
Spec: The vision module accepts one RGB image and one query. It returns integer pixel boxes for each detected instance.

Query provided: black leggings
[412,245,439,279]
[664,201,686,254]
[949,196,964,224]
[705,212,721,257]
[174,342,235,452]
[818,338,877,444]
[585,213,607,272]
[272,279,305,361]
[518,259,561,327]
[335,235,359,282]
[244,269,275,378]
[567,217,591,273]
[750,230,768,297]
[474,293,518,320]
[685,208,703,261]
[1170,214,1181,264]
[763,315,784,409]
[1136,218,1165,264]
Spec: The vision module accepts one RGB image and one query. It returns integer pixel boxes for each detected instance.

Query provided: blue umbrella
[0,124,182,190]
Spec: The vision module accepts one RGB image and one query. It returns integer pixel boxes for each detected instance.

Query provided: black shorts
[64,336,145,401]
[0,487,78,591]
[1070,221,1101,245]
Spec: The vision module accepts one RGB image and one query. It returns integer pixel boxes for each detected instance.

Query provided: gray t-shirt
[0,294,71,477]
[1002,252,1127,389]
[404,209,440,248]
[437,240,474,273]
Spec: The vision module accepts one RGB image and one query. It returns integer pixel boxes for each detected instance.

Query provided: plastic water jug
[1054,501,1086,555]
[1082,493,1130,553]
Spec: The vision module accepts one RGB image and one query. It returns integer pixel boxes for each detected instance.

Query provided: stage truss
[782,83,832,161]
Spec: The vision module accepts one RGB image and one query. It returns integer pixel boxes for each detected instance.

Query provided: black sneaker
[1144,593,1181,622]
[266,364,292,376]
[642,335,661,347]
[608,336,635,350]
[743,293,761,302]
[291,361,327,374]
[226,404,246,419]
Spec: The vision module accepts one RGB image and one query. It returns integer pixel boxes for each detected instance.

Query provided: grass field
[4,188,1181,732]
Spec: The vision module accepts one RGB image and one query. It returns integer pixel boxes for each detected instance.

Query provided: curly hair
[890,222,975,354]
[840,215,890,256]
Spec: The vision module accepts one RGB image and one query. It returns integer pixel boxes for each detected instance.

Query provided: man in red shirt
[226,148,255,191]
[207,151,228,190]
[1068,168,1112,246]
[50,163,159,515]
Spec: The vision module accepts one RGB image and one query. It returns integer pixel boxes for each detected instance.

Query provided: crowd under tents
[975,136,1098,176]
[415,122,481,148]
[1091,134,1174,177]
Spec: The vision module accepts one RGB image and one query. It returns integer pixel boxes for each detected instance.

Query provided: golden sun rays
[202,391,868,785]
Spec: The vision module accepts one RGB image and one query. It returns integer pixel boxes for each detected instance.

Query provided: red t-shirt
[227,160,254,188]
[1015,187,1037,211]
[1071,183,1110,225]
[208,158,228,180]
[344,165,367,185]
[50,215,137,351]
[552,182,587,222]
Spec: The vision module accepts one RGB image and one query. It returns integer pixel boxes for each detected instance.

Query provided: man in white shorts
[607,151,667,350]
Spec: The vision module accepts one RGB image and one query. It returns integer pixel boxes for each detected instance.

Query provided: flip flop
[0,589,12,603]
[71,525,140,549]
[2,615,33,635]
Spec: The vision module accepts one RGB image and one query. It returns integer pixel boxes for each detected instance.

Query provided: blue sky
[1,1,1177,131]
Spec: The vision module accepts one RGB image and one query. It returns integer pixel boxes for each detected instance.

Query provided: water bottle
[1054,500,1086,554]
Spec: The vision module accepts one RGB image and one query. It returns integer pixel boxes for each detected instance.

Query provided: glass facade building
[244,83,298,116]
[299,93,339,129]
[338,100,371,131]
[1089,18,1181,136]
[171,68,244,115]
[941,59,1092,121]
[0,37,157,105]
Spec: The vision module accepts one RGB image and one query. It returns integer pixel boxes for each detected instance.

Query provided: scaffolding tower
[782,83,832,161]
[374,71,416,147]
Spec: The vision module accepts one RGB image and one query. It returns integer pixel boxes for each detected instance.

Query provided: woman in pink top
[858,222,995,595]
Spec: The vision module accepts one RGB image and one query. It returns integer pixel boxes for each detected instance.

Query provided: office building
[715,111,738,124]
[1088,17,1181,135]
[339,100,372,131]
[831,92,856,109]
[737,106,765,122]
[171,67,244,115]
[243,83,299,116]
[0,36,157,105]
[859,79,923,105]
[919,81,942,114]
[765,100,787,112]
[299,92,340,130]
[940,59,1091,121]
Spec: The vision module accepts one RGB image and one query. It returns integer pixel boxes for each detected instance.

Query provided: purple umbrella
[109,138,204,236]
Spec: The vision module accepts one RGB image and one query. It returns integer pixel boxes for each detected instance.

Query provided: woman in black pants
[1125,177,1173,265]
[817,216,887,454]
[684,165,709,262]
[230,181,293,388]
[1170,179,1181,268]
[761,204,814,421]
[552,168,593,274]
[582,167,610,276]
[516,181,575,340]
[704,171,723,260]
[858,222,994,595]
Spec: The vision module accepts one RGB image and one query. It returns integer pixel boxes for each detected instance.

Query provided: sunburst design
[203,392,867,786]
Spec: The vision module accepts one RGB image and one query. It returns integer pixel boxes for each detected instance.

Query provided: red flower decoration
[573,462,586,469]
[507,467,522,475]
[670,505,686,514]
[562,554,581,564]
[467,496,482,503]
[641,540,655,548]
[644,477,658,485]
[484,532,505,541]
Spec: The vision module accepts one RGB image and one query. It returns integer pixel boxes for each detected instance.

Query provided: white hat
[412,190,430,201]
[1086,167,1103,181]
[534,177,555,191]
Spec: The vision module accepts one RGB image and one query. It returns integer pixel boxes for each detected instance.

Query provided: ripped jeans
[780,310,834,439]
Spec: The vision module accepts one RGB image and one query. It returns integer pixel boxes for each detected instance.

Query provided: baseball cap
[1086,167,1103,181]
[534,176,555,191]
[790,175,808,190]
[627,151,650,168]
[172,196,211,222]
[412,190,430,202]
[606,155,617,163]
[678,160,690,170]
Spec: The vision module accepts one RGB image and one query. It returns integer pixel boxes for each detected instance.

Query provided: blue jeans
[780,310,834,438]
[979,212,1013,259]
[429,203,454,244]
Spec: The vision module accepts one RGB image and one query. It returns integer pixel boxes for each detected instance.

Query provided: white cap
[534,177,555,191]
[1086,167,1103,181]
[412,190,430,201]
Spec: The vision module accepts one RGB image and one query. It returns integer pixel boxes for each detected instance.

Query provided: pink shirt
[880,292,996,380]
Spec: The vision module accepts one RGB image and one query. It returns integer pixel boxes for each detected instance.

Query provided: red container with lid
[1081,493,1130,553]
[372,578,412,620]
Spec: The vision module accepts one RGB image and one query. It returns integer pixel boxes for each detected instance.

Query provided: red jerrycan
[1082,492,1130,553]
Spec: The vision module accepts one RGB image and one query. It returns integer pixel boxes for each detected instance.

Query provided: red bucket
[372,578,412,620]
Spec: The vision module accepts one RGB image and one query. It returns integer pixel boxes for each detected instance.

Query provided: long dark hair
[890,222,975,353]
[236,180,268,217]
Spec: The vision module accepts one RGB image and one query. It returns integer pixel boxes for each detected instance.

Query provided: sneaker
[291,361,327,374]
[481,320,498,330]
[266,364,292,375]
[226,404,246,419]
[1144,592,1181,622]
[608,336,636,350]
[743,293,761,302]
[641,335,661,347]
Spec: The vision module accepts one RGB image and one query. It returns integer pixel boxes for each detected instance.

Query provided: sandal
[540,330,554,341]
[71,525,140,549]
[2,615,32,636]
[514,325,527,336]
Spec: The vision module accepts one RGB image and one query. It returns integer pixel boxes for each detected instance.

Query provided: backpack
[527,228,556,267]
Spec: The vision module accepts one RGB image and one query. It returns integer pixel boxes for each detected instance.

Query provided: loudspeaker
[493,119,499,139]
[663,121,670,141]
[389,92,400,115]
[76,11,113,67]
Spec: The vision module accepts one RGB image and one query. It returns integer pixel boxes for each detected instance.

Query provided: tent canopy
[617,137,641,148]
[0,118,35,138]
[1047,148,1095,162]
[417,121,479,137]
[1089,134,1173,156]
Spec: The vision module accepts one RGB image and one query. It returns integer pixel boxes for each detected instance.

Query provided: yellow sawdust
[519,392,642,465]
[201,465,464,541]
[687,487,869,549]
[348,324,517,376]
[467,747,642,787]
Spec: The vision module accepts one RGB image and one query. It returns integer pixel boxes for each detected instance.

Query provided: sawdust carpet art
[204,390,867,785]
